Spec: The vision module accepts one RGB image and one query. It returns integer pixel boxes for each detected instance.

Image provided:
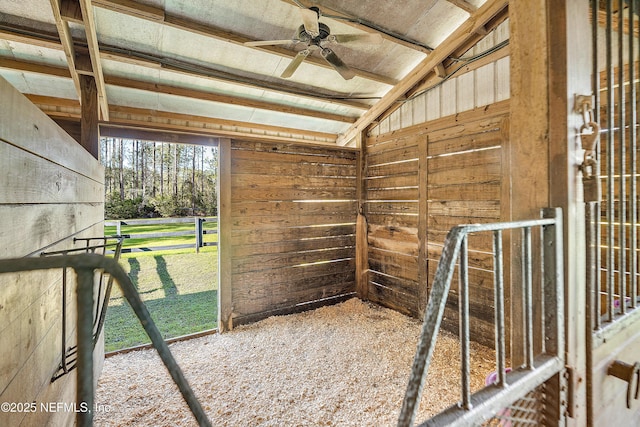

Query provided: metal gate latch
[607,360,640,409]
[576,95,601,203]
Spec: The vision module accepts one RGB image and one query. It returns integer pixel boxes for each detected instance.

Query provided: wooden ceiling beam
[0,25,371,111]
[48,0,82,100]
[92,0,164,21]
[103,75,356,123]
[445,0,478,14]
[337,0,509,145]
[78,0,110,120]
[0,57,356,124]
[92,0,397,86]
[407,6,509,98]
[0,57,71,78]
[27,94,339,144]
[0,28,62,50]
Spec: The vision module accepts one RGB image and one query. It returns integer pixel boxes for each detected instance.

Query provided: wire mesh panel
[483,384,547,426]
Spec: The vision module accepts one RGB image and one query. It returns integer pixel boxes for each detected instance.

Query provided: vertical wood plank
[218,137,233,332]
[80,75,99,159]
[509,0,549,367]
[417,136,429,317]
[548,0,589,421]
[356,131,369,300]
[499,116,513,358]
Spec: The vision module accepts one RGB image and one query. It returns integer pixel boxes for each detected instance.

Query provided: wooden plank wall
[228,140,358,326]
[364,101,510,347]
[0,76,104,426]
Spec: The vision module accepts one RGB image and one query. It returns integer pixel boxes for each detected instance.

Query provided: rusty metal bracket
[607,360,640,409]
[564,366,575,418]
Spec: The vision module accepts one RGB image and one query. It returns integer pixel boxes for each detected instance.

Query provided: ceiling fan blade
[281,49,311,78]
[331,33,383,44]
[300,7,320,37]
[244,39,299,47]
[321,48,356,80]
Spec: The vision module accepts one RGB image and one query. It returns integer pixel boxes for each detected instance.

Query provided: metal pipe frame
[523,227,534,369]
[493,230,507,387]
[618,0,627,317]
[43,237,124,382]
[606,0,616,323]
[397,209,564,427]
[630,0,639,310]
[0,254,212,427]
[459,236,471,410]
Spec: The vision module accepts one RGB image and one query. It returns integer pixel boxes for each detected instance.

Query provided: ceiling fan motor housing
[297,22,331,44]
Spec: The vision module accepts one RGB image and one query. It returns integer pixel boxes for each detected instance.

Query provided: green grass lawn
[103,220,218,352]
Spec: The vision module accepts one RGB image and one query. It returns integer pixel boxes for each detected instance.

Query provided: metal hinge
[563,366,575,418]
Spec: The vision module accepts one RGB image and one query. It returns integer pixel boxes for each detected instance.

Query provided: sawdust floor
[94,298,496,426]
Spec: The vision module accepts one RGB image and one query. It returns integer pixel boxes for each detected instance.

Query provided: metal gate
[586,0,640,423]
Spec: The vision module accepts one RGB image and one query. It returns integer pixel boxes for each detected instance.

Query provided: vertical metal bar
[606,0,615,323]
[631,0,639,309]
[523,227,534,369]
[543,208,565,355]
[594,0,603,331]
[459,236,471,409]
[586,203,597,333]
[61,268,68,374]
[539,223,546,355]
[619,0,627,316]
[195,217,202,253]
[493,230,506,387]
[76,268,94,427]
[398,229,464,427]
[588,0,598,386]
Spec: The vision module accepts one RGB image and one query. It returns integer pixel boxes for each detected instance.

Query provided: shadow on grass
[154,255,178,297]
[127,257,140,291]
[104,289,218,352]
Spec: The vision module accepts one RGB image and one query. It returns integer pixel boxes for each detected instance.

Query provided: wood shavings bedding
[95,298,495,426]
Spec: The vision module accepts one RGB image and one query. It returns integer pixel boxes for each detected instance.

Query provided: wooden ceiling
[0,0,509,145]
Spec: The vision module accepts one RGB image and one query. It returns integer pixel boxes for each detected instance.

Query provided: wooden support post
[356,131,369,300]
[417,136,429,317]
[547,0,589,422]
[509,0,550,367]
[80,74,99,159]
[217,138,233,332]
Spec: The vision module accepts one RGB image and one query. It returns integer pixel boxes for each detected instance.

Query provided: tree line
[101,138,218,219]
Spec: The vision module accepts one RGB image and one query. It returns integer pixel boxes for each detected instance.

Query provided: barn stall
[1,0,639,426]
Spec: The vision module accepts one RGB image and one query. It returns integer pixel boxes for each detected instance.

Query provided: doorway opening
[99,136,219,353]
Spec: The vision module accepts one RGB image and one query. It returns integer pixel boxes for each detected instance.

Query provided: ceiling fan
[244,6,383,80]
